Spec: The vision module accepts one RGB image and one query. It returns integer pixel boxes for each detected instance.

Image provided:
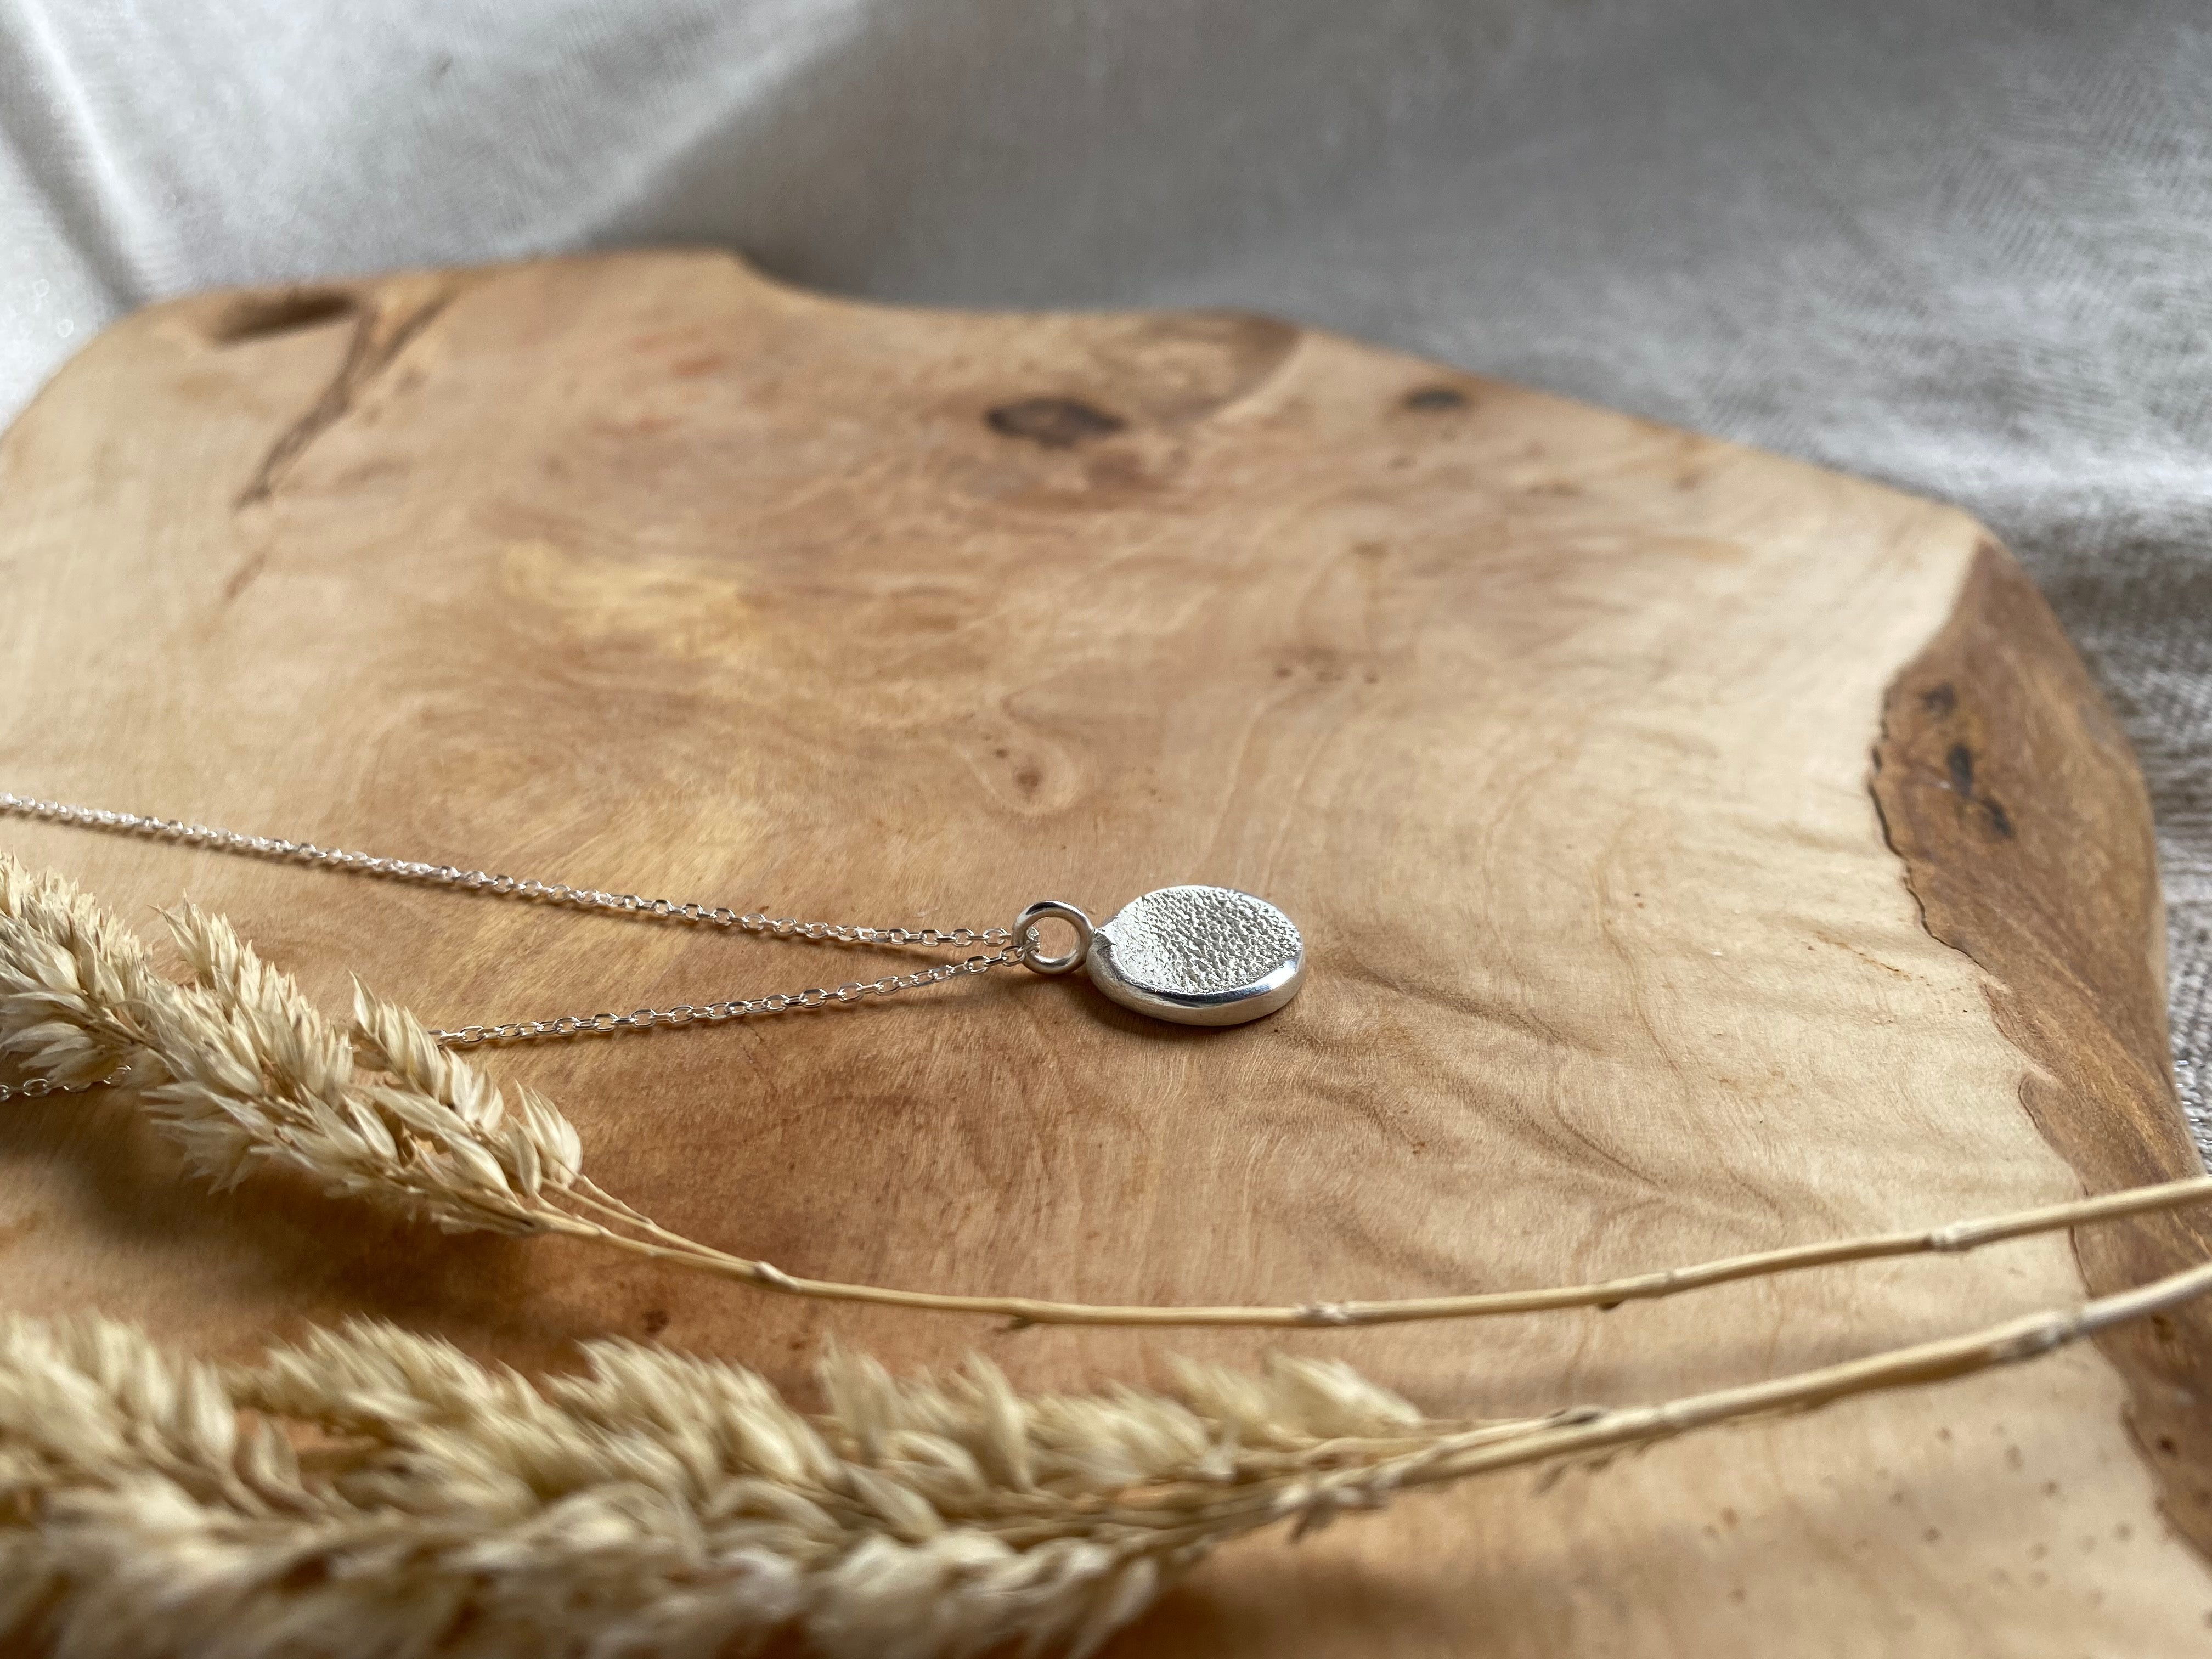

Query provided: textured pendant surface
[1086,885,1305,1026]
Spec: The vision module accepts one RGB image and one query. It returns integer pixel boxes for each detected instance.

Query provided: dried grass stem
[4,853,2210,1334]
[9,854,2212,1655]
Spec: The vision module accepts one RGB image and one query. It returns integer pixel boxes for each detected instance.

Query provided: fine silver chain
[0,792,1033,1062]
[0,1069,131,1105]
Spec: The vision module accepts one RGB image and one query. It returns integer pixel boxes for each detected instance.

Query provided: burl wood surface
[3,251,2208,1655]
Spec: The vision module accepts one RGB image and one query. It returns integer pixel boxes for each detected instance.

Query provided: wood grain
[3,250,2208,1654]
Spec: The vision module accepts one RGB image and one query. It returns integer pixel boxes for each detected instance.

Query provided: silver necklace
[0,793,1306,1049]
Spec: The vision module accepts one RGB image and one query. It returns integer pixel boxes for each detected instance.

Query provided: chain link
[430,949,1026,1048]
[0,1067,129,1103]
[2,791,1032,1049]
[0,793,1012,947]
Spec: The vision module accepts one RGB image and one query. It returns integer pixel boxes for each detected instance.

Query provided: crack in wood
[234,280,464,508]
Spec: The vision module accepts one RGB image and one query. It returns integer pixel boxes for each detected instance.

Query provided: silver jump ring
[1013,899,1093,976]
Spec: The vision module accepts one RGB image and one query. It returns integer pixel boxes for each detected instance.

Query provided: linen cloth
[2,0,2205,1148]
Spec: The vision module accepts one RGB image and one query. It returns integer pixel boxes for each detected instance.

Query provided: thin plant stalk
[5,851,2210,1333]
[8,1254,2212,1657]
[554,1171,2212,1329]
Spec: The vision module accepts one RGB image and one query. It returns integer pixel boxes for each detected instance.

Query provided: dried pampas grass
[0,1314,1416,1659]
[12,1279,2212,1657]
[8,852,2212,1656]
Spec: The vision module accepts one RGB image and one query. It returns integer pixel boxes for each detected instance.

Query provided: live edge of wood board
[2,250,2207,1656]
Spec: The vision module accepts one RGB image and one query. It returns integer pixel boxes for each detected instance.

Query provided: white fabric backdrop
[4,0,2206,1146]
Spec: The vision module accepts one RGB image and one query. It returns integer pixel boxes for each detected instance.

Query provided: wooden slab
[3,251,2208,1654]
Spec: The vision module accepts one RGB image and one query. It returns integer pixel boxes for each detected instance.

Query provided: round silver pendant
[1085,885,1305,1026]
